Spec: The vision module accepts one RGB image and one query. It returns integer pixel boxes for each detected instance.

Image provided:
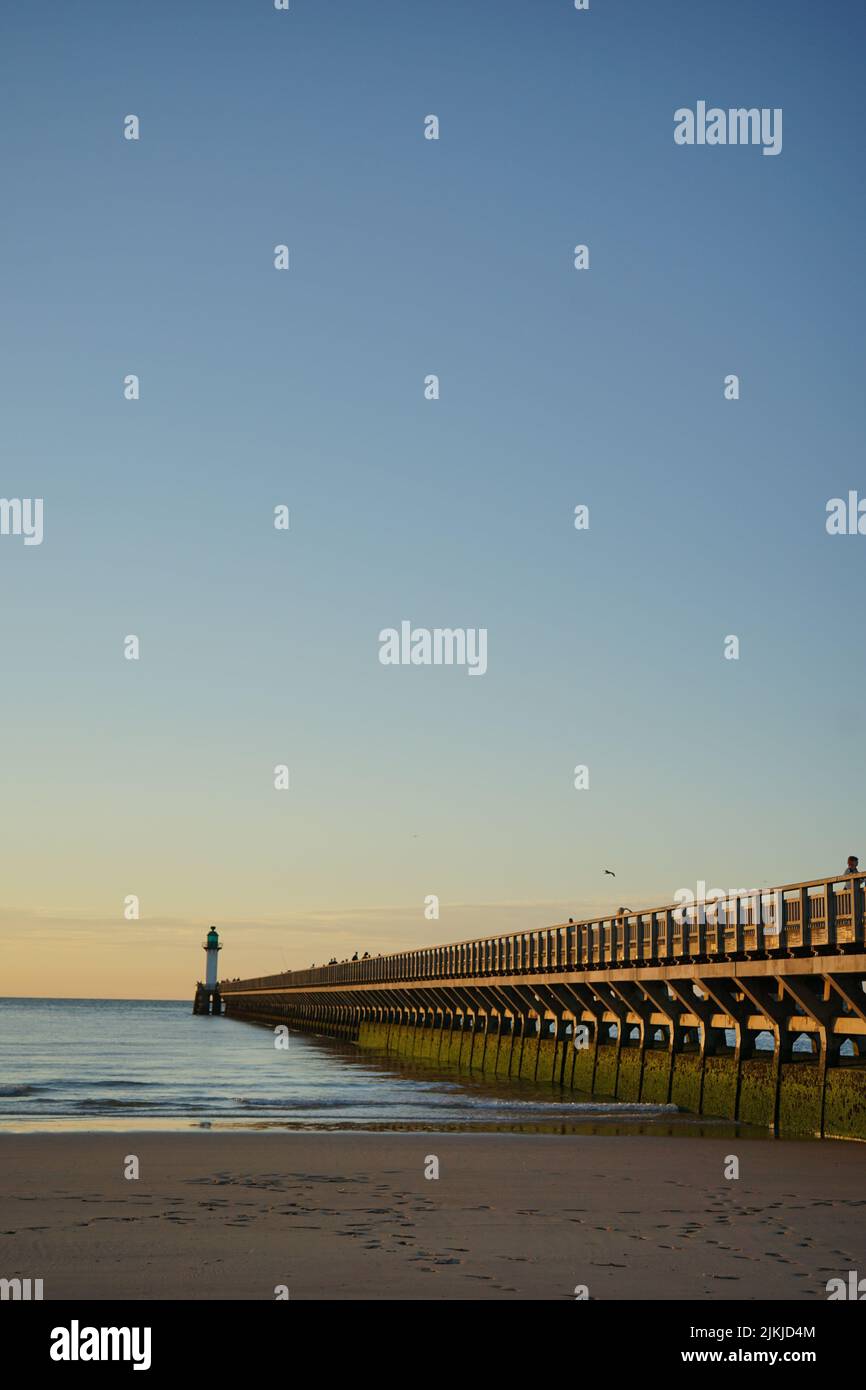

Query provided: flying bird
[604,868,616,877]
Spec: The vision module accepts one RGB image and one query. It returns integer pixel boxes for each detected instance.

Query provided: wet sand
[0,1132,863,1300]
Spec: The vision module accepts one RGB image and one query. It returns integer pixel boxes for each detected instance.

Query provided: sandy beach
[1,1132,862,1300]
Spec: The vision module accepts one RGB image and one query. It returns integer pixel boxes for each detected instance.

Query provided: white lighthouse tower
[193,926,222,1016]
[205,927,221,988]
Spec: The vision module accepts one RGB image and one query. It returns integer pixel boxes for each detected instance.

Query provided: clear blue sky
[2,0,864,993]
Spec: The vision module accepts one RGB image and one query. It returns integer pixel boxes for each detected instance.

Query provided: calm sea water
[0,998,760,1135]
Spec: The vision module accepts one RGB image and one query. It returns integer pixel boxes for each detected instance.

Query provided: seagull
[604,868,616,877]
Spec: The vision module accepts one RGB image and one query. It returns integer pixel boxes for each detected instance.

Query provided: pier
[220,874,866,1140]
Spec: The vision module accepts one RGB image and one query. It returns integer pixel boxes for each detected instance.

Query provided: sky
[2,0,865,997]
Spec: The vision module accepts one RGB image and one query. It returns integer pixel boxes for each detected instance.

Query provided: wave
[74,1099,169,1111]
[229,1095,680,1116]
[459,1098,680,1114]
[61,1079,159,1090]
[1,1080,160,1091]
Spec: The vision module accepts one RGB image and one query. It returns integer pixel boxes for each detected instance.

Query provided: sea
[0,998,772,1136]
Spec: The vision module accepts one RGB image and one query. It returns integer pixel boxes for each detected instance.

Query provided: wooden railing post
[853,874,864,946]
[826,881,837,949]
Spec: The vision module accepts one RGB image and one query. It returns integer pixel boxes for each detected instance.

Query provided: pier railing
[220,874,865,994]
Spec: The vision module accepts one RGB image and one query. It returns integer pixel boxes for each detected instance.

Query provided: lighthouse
[193,926,223,1016]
